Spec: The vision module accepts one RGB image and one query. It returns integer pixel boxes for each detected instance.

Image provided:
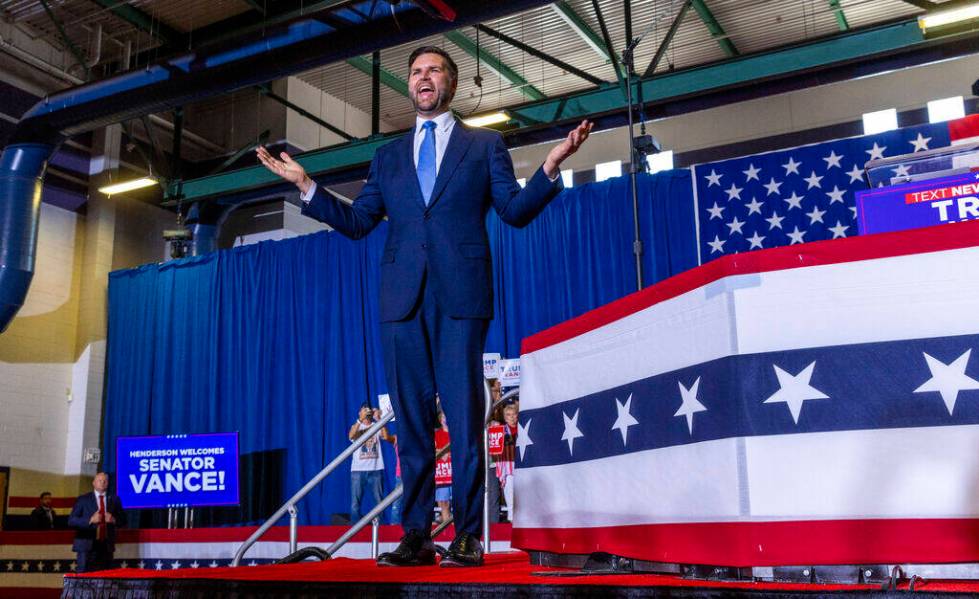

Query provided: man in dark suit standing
[30,492,57,529]
[257,46,590,567]
[68,472,126,573]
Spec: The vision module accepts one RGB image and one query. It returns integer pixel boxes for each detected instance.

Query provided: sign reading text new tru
[856,172,979,235]
[116,433,240,509]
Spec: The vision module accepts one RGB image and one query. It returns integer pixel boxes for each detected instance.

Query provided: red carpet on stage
[61,551,979,597]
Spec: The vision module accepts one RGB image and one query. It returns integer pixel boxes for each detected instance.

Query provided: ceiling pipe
[84,23,102,69]
[0,0,555,332]
[0,143,51,332]
[0,33,220,153]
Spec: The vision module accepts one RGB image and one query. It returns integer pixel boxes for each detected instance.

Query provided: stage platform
[61,551,979,598]
[0,524,511,598]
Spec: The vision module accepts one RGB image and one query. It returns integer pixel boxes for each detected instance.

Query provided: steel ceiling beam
[256,84,354,141]
[689,0,738,57]
[590,0,626,92]
[898,0,936,9]
[511,20,924,125]
[40,0,90,78]
[644,0,692,78]
[474,24,606,86]
[180,0,355,49]
[550,1,624,79]
[87,0,181,47]
[178,19,932,203]
[208,129,270,176]
[443,29,546,101]
[828,0,849,31]
[18,0,558,140]
[346,55,409,97]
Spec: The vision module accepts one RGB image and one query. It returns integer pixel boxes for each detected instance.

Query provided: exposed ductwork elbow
[0,143,56,333]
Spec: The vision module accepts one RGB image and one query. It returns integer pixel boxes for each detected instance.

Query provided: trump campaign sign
[117,433,240,509]
[487,425,505,456]
[856,172,979,235]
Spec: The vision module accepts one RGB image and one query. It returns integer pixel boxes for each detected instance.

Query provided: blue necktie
[417,121,437,205]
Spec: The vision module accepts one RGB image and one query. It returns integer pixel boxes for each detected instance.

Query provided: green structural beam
[828,0,849,31]
[644,0,692,77]
[443,30,546,101]
[180,135,391,201]
[511,20,921,126]
[475,24,606,86]
[347,55,410,97]
[690,0,739,57]
[88,0,181,46]
[590,0,626,92]
[550,1,624,78]
[180,20,927,203]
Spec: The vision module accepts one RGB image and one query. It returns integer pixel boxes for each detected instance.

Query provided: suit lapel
[426,122,474,212]
[403,131,427,210]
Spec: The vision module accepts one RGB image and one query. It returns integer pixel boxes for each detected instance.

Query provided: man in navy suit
[68,472,127,573]
[257,46,590,567]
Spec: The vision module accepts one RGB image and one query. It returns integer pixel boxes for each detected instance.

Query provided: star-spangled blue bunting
[517,333,979,469]
[694,122,952,262]
[1,557,274,573]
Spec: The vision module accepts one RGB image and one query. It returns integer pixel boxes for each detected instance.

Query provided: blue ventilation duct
[0,0,554,332]
[0,143,53,332]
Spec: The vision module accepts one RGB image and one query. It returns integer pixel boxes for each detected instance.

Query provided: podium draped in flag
[513,218,979,567]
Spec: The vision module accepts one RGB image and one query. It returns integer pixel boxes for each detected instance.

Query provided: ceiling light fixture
[918,3,979,33]
[98,176,158,195]
[462,112,510,128]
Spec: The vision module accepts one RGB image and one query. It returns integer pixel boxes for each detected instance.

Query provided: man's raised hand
[543,119,593,179]
[256,146,314,194]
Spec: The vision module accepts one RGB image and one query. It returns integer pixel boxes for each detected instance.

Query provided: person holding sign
[349,404,387,523]
[68,472,126,573]
[497,404,519,522]
[257,45,591,567]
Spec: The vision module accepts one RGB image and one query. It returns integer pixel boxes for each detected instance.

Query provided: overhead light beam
[462,112,510,127]
[98,177,158,195]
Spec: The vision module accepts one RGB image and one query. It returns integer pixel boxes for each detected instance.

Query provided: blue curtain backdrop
[103,170,696,525]
[487,170,696,356]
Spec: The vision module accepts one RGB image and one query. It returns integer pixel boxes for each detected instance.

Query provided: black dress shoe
[377,529,436,567]
[439,531,484,567]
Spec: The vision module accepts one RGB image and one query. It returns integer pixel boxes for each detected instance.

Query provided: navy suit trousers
[381,274,488,536]
[76,542,113,573]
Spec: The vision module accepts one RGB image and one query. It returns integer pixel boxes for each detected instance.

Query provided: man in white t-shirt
[349,404,387,522]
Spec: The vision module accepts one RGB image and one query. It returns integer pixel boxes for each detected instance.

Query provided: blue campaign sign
[856,172,979,235]
[116,432,240,509]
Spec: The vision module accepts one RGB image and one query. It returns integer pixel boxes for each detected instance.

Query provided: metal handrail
[232,384,519,566]
[323,426,457,558]
[231,410,395,566]
[331,390,496,558]
[325,483,402,556]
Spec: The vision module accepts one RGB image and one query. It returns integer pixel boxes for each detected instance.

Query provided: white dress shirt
[300,111,558,203]
[300,111,456,204]
[411,110,455,175]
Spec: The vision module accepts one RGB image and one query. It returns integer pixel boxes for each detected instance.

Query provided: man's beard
[410,88,453,115]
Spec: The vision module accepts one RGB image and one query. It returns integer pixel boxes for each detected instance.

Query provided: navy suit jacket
[68,492,126,552]
[302,122,562,322]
